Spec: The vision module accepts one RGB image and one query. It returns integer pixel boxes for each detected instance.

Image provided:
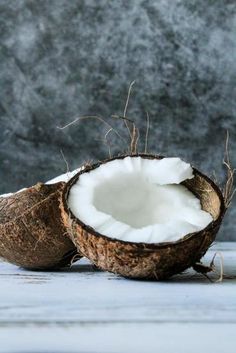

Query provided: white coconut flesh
[46,168,81,185]
[68,157,213,244]
[0,168,81,198]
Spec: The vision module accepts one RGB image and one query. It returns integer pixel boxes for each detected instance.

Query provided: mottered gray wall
[0,0,235,240]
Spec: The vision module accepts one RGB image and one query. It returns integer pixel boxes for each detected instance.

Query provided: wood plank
[0,242,235,326]
[0,323,236,353]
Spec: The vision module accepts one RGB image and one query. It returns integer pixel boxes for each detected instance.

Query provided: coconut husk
[0,182,79,270]
[61,154,225,280]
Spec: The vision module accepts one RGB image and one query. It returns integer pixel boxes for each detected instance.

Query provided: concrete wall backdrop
[0,0,235,240]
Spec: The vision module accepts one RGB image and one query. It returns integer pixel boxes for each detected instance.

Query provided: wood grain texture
[0,242,235,353]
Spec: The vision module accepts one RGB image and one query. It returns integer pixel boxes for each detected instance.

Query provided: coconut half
[0,182,79,269]
[61,154,225,280]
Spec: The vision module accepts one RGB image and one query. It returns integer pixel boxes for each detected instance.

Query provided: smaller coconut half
[61,154,225,280]
[0,182,79,269]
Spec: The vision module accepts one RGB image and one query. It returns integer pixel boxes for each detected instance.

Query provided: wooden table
[0,242,235,353]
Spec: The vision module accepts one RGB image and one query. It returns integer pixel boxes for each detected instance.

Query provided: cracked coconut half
[61,154,225,280]
[0,169,81,270]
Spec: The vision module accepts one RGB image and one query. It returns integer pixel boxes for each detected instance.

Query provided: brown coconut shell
[61,154,226,280]
[0,182,79,270]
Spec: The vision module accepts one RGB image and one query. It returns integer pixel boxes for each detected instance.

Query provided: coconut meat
[0,169,81,198]
[46,168,81,185]
[68,157,213,243]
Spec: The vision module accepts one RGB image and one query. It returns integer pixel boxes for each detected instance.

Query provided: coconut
[61,154,225,280]
[0,181,79,269]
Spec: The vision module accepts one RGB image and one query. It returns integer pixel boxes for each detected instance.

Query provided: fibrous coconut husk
[0,182,79,270]
[61,154,225,280]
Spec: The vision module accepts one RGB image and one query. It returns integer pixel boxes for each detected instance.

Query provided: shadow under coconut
[60,263,102,274]
[17,261,236,283]
[110,263,236,283]
[105,273,236,284]
[18,263,97,274]
[169,272,236,284]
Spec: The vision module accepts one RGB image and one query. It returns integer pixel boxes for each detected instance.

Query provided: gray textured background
[0,0,235,240]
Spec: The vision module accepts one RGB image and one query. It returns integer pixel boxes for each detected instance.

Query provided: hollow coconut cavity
[0,182,79,270]
[61,155,225,280]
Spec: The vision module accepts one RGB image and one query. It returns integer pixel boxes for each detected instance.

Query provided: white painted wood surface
[0,242,235,353]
